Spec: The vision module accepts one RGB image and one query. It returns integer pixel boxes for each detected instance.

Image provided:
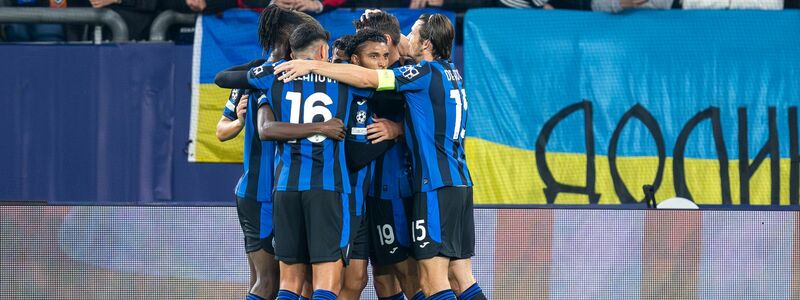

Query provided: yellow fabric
[376,69,396,91]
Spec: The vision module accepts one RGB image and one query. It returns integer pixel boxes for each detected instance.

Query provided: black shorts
[272,190,350,264]
[349,193,370,260]
[368,195,412,266]
[236,195,275,255]
[411,187,475,260]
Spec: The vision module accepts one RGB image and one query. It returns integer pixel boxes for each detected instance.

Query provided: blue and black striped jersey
[392,60,472,192]
[345,84,412,201]
[222,88,275,202]
[249,60,373,193]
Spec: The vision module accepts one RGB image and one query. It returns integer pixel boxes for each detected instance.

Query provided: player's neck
[388,46,401,66]
[421,52,435,62]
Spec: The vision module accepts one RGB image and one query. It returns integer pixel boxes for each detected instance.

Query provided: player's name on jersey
[286,72,338,83]
[444,69,462,82]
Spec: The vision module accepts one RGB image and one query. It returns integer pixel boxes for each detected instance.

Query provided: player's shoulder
[249,60,284,79]
[394,61,432,83]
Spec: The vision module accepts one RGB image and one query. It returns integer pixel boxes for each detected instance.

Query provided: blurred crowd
[1,0,798,42]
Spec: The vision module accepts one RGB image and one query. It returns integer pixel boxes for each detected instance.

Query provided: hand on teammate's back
[274,60,315,82]
[367,116,402,143]
[318,118,346,140]
[236,95,249,124]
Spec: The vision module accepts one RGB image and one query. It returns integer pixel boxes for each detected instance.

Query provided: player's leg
[340,194,369,300]
[273,191,310,299]
[300,270,312,300]
[340,258,368,300]
[446,187,485,300]
[249,249,279,299]
[248,256,257,288]
[392,257,422,299]
[237,196,272,299]
[372,265,403,299]
[369,195,420,298]
[249,201,280,300]
[411,190,454,298]
[305,190,349,298]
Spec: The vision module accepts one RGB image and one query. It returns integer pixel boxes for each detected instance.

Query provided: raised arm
[273,60,394,90]
[257,104,346,141]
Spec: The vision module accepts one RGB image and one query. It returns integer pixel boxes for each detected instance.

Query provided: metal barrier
[149,10,196,42]
[0,7,128,42]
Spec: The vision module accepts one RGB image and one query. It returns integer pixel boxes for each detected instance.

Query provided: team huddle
[214,5,483,300]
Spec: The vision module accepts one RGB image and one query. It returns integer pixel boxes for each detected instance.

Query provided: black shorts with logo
[236,195,275,255]
[411,187,475,260]
[368,195,412,266]
[272,190,350,264]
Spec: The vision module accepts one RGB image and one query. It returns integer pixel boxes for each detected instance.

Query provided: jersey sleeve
[392,61,432,92]
[255,89,271,108]
[222,88,244,121]
[247,64,276,90]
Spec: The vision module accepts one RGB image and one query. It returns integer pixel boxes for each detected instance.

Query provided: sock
[276,290,300,300]
[311,289,337,300]
[411,291,426,300]
[457,283,487,300]
[427,289,456,300]
[378,292,405,300]
[300,297,310,300]
[246,293,266,300]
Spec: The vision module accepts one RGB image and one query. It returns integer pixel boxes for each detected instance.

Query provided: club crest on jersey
[399,65,419,80]
[356,110,367,124]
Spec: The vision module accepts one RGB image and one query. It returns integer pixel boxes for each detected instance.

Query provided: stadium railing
[149,10,196,42]
[0,7,128,42]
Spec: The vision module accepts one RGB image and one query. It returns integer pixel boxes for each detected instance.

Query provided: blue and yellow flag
[464,9,800,206]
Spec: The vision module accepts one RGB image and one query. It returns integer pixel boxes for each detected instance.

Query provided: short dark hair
[353,11,401,46]
[290,23,330,53]
[333,35,354,51]
[258,4,318,58]
[345,28,388,58]
[417,13,454,60]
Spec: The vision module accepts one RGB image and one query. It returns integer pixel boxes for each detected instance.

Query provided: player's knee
[343,270,368,291]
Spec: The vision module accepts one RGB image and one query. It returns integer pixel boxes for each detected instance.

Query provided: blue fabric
[392,61,472,192]
[411,291,426,300]
[464,9,800,159]
[235,90,275,203]
[457,283,484,300]
[246,293,266,300]
[427,290,456,300]
[277,289,300,300]
[311,289,337,300]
